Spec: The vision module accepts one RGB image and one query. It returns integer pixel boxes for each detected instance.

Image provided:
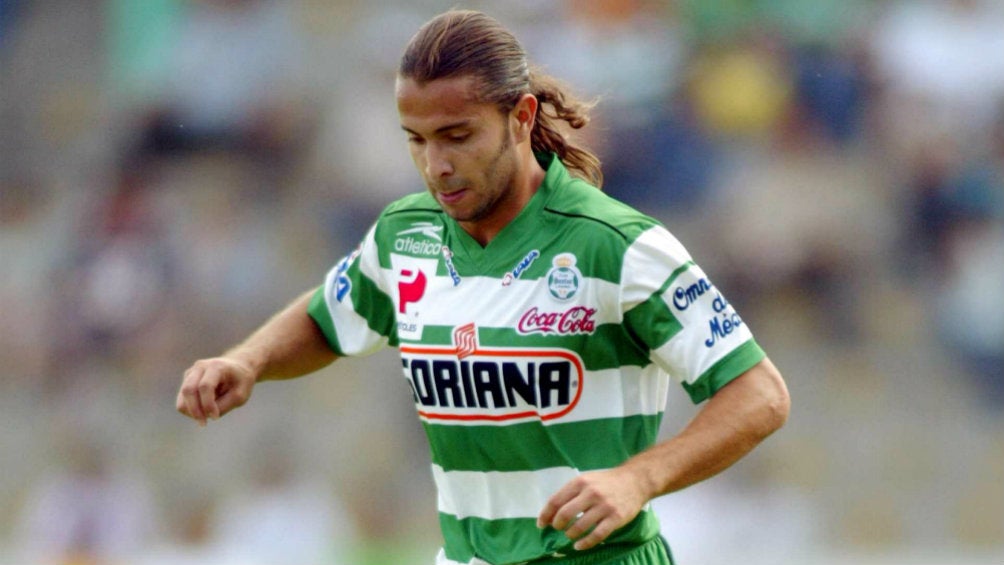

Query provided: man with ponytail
[177,10,789,565]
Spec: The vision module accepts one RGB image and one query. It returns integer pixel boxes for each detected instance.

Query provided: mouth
[436,188,468,205]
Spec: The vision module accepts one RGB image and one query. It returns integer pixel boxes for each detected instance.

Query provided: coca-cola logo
[517,306,597,335]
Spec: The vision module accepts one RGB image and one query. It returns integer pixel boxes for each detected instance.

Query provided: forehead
[396,75,498,131]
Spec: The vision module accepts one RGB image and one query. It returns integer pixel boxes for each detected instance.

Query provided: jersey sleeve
[620,225,765,404]
[307,223,397,357]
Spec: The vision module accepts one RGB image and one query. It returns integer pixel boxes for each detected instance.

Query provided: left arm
[537,357,790,550]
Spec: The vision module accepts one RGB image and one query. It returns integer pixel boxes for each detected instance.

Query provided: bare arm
[626,356,790,495]
[176,289,338,426]
[538,357,790,550]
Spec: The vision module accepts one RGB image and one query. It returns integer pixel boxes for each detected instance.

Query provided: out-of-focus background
[2,0,1003,564]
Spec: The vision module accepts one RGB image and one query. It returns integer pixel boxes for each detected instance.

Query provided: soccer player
[177,10,790,565]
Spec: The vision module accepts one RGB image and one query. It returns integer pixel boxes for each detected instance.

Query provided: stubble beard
[442,127,515,224]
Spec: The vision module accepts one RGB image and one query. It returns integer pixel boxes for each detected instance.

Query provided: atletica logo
[395,222,443,256]
[400,328,584,422]
[394,236,442,256]
[396,221,443,241]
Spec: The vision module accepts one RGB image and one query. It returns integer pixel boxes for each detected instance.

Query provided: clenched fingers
[177,358,255,426]
[197,369,221,421]
[212,374,252,417]
[178,366,206,425]
[177,363,223,426]
[537,487,582,531]
[540,491,612,551]
[562,506,620,551]
[537,470,648,551]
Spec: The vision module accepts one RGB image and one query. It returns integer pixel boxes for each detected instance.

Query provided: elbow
[718,358,791,442]
[766,381,791,433]
[745,358,790,439]
[762,365,790,435]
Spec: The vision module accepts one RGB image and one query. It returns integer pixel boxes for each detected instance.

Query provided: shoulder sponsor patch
[669,271,747,349]
[333,245,362,302]
[703,292,745,347]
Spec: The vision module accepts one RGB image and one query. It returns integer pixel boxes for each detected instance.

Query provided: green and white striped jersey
[308,153,765,565]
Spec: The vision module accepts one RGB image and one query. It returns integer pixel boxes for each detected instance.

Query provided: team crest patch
[546,253,581,301]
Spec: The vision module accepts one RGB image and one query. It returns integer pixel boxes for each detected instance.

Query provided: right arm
[176,288,338,426]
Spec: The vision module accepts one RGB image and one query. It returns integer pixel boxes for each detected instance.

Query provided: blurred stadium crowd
[2,0,1003,564]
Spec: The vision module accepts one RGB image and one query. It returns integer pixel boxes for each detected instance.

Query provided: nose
[424,143,454,179]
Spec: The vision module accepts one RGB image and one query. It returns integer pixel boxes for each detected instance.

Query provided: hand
[536,467,650,551]
[176,357,257,426]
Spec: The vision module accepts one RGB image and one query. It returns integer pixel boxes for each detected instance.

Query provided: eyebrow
[401,120,473,136]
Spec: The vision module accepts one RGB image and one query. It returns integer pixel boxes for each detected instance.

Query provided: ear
[511,94,538,143]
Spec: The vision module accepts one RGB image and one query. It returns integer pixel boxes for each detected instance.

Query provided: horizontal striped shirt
[309,153,764,565]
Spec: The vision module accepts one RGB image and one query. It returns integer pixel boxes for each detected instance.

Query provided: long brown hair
[399,10,603,188]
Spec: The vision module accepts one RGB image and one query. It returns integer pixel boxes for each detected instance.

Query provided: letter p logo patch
[398,269,427,314]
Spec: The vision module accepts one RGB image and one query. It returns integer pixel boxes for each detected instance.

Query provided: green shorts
[527,536,674,565]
